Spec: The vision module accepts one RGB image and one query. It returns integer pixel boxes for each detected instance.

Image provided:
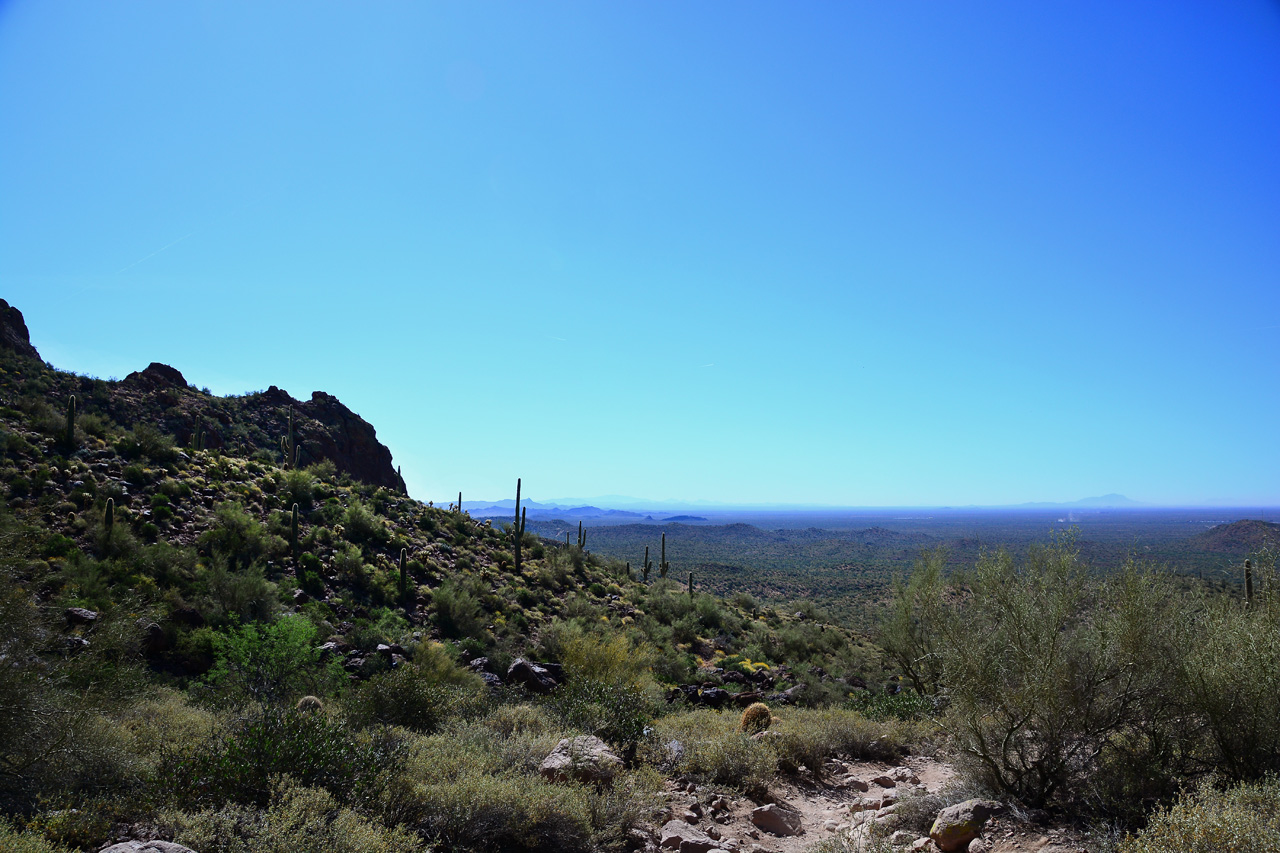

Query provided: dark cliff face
[0,301,406,493]
[109,373,407,494]
[0,299,41,360]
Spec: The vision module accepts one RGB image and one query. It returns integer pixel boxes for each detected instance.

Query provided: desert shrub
[199,503,278,572]
[0,820,74,853]
[1180,600,1280,781]
[346,661,486,733]
[915,542,1190,810]
[879,548,948,695]
[434,577,485,639]
[647,709,776,794]
[200,615,345,706]
[395,771,593,853]
[546,678,654,747]
[1117,777,1280,853]
[114,423,177,463]
[164,779,420,853]
[164,707,402,809]
[343,500,387,545]
[770,708,909,773]
[847,688,935,722]
[195,557,277,625]
[280,467,315,510]
[480,703,557,739]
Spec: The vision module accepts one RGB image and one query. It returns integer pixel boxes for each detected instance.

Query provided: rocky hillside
[1185,518,1280,554]
[0,298,876,694]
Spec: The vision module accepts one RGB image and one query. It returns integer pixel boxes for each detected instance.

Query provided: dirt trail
[650,756,1096,853]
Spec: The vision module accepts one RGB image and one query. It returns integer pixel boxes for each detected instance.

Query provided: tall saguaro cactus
[513,478,527,573]
[577,521,586,549]
[104,497,115,540]
[399,547,409,599]
[458,491,463,514]
[660,533,670,579]
[1245,559,1254,607]
[642,546,653,582]
[64,395,76,450]
[688,571,695,598]
[290,503,300,575]
[280,407,298,468]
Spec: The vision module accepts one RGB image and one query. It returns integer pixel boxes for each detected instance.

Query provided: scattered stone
[539,735,622,786]
[507,658,558,693]
[659,819,720,853]
[65,607,98,625]
[930,799,1006,852]
[890,830,914,845]
[751,803,803,837]
[101,843,199,853]
[966,839,991,853]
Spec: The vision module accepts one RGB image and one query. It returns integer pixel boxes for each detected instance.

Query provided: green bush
[164,779,420,853]
[1118,778,1280,853]
[647,709,776,794]
[164,707,402,809]
[0,820,75,853]
[201,615,344,706]
[346,661,486,733]
[397,772,593,853]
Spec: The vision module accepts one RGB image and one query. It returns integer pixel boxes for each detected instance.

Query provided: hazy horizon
[4,2,1277,506]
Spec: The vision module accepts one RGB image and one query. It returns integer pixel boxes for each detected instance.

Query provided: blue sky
[2,1,1277,506]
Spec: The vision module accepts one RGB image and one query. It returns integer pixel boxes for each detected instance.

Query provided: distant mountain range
[1010,494,1144,509]
[457,493,1148,519]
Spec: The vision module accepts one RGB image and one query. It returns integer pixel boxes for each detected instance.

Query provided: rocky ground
[637,755,1098,853]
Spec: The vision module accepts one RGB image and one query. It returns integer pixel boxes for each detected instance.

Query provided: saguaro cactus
[688,571,695,598]
[399,547,409,599]
[104,497,115,539]
[513,478,527,573]
[64,395,76,450]
[642,546,652,582]
[458,491,463,514]
[291,503,300,575]
[280,407,298,468]
[1245,559,1254,606]
[660,533,670,578]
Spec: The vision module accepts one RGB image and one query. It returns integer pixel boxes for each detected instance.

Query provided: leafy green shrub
[114,424,177,463]
[895,541,1192,811]
[343,500,387,545]
[199,502,279,572]
[770,708,910,772]
[395,771,593,853]
[1118,778,1280,853]
[547,678,653,747]
[346,662,486,733]
[0,820,74,853]
[647,709,776,794]
[434,578,485,639]
[201,615,344,706]
[164,779,420,853]
[1180,601,1280,780]
[281,467,315,510]
[195,557,277,625]
[164,707,402,809]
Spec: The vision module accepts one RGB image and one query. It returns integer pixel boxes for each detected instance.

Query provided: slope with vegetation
[1,299,1275,853]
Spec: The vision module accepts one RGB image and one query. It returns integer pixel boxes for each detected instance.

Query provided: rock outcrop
[0,298,40,359]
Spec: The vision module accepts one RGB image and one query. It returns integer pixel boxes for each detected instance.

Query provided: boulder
[65,607,98,625]
[101,843,199,853]
[659,819,721,853]
[539,735,622,786]
[930,799,1005,852]
[508,658,558,693]
[751,803,803,836]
